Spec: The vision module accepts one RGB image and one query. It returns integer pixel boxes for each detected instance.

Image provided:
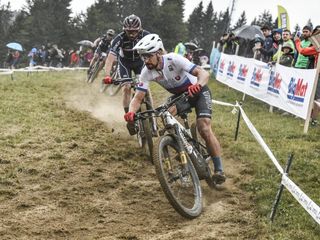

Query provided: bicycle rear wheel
[153,135,202,219]
[190,123,215,188]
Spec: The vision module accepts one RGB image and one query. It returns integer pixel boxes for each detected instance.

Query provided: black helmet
[123,14,141,31]
[106,29,115,36]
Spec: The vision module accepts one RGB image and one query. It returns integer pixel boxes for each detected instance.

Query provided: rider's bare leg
[196,117,225,182]
[196,118,221,157]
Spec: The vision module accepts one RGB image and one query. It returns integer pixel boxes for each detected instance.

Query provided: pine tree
[85,0,120,40]
[158,0,186,51]
[201,1,217,53]
[251,17,258,26]
[13,0,74,49]
[187,2,204,44]
[133,0,160,33]
[215,9,230,41]
[255,10,273,27]
[232,11,247,30]
[0,2,14,62]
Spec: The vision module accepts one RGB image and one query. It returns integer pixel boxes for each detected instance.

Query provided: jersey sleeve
[172,53,197,74]
[135,67,151,92]
[109,35,122,56]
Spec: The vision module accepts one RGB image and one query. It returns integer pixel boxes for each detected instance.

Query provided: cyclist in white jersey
[124,34,226,184]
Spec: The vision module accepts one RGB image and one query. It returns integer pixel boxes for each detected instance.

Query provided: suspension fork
[172,124,188,166]
[162,145,172,172]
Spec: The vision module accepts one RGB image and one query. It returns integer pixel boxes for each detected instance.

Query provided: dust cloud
[65,80,127,133]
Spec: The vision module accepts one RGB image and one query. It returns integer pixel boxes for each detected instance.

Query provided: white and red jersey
[136,53,197,94]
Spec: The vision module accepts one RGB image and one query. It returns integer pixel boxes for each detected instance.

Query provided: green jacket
[294,39,311,68]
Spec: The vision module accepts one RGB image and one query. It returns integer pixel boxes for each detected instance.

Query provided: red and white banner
[216,53,317,119]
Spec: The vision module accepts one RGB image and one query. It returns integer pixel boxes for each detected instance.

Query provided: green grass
[0,71,319,239]
[207,78,320,239]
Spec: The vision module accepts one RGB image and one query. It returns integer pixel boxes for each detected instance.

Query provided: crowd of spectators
[217,24,320,125]
[3,43,95,69]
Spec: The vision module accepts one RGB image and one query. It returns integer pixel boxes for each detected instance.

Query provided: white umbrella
[77,40,94,47]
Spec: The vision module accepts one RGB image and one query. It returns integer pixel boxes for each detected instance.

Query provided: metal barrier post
[234,102,242,141]
[270,153,294,222]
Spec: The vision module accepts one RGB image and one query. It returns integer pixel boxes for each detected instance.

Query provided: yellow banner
[278,5,290,30]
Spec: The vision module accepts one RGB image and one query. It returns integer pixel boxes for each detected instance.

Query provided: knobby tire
[153,135,202,219]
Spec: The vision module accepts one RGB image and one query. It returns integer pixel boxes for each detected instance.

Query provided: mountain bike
[87,52,107,84]
[106,77,157,160]
[135,92,216,218]
[99,62,121,96]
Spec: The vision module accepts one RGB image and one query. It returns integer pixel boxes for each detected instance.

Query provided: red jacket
[295,38,319,66]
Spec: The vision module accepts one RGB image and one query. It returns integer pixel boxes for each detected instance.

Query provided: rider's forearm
[196,67,209,87]
[129,91,145,113]
[129,98,142,113]
[104,53,116,76]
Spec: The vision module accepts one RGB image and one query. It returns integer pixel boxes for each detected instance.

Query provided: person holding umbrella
[11,50,21,68]
[5,42,23,68]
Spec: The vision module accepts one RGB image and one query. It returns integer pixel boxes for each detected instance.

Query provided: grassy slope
[0,71,319,239]
[206,78,320,239]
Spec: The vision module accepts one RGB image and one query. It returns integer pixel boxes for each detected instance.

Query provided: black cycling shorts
[118,57,144,79]
[172,85,213,119]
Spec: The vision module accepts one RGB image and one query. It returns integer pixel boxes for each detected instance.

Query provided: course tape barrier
[0,66,87,75]
[212,99,319,225]
[282,174,320,225]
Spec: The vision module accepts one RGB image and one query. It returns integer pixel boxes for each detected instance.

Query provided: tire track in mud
[0,76,259,240]
[63,80,260,239]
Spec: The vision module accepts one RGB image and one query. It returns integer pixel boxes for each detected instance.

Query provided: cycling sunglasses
[140,53,155,61]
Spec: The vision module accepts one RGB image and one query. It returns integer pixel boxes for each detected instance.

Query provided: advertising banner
[216,53,317,119]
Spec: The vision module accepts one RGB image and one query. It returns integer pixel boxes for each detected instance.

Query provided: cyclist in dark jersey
[88,29,115,76]
[103,15,150,115]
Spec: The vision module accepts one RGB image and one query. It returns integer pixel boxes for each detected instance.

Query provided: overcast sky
[4,0,320,30]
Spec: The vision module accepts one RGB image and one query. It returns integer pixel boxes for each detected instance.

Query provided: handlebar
[134,92,189,121]
[112,78,133,85]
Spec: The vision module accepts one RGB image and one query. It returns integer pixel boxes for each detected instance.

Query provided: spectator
[279,42,294,67]
[174,40,186,56]
[11,50,21,68]
[294,25,312,69]
[221,32,239,55]
[83,48,94,67]
[294,25,320,125]
[28,47,38,67]
[282,29,295,51]
[259,25,273,62]
[270,29,283,62]
[252,35,264,60]
[69,50,80,67]
[38,45,47,66]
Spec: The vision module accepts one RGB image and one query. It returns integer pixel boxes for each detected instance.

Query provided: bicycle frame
[157,108,209,180]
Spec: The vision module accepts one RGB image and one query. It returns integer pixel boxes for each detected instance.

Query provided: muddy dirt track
[0,76,260,239]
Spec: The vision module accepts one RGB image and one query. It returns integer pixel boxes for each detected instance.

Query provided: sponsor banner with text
[216,53,317,119]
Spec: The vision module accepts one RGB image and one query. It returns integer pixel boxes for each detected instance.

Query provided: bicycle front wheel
[87,61,100,83]
[153,135,202,219]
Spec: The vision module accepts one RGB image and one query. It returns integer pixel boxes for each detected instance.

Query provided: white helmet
[133,33,164,54]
